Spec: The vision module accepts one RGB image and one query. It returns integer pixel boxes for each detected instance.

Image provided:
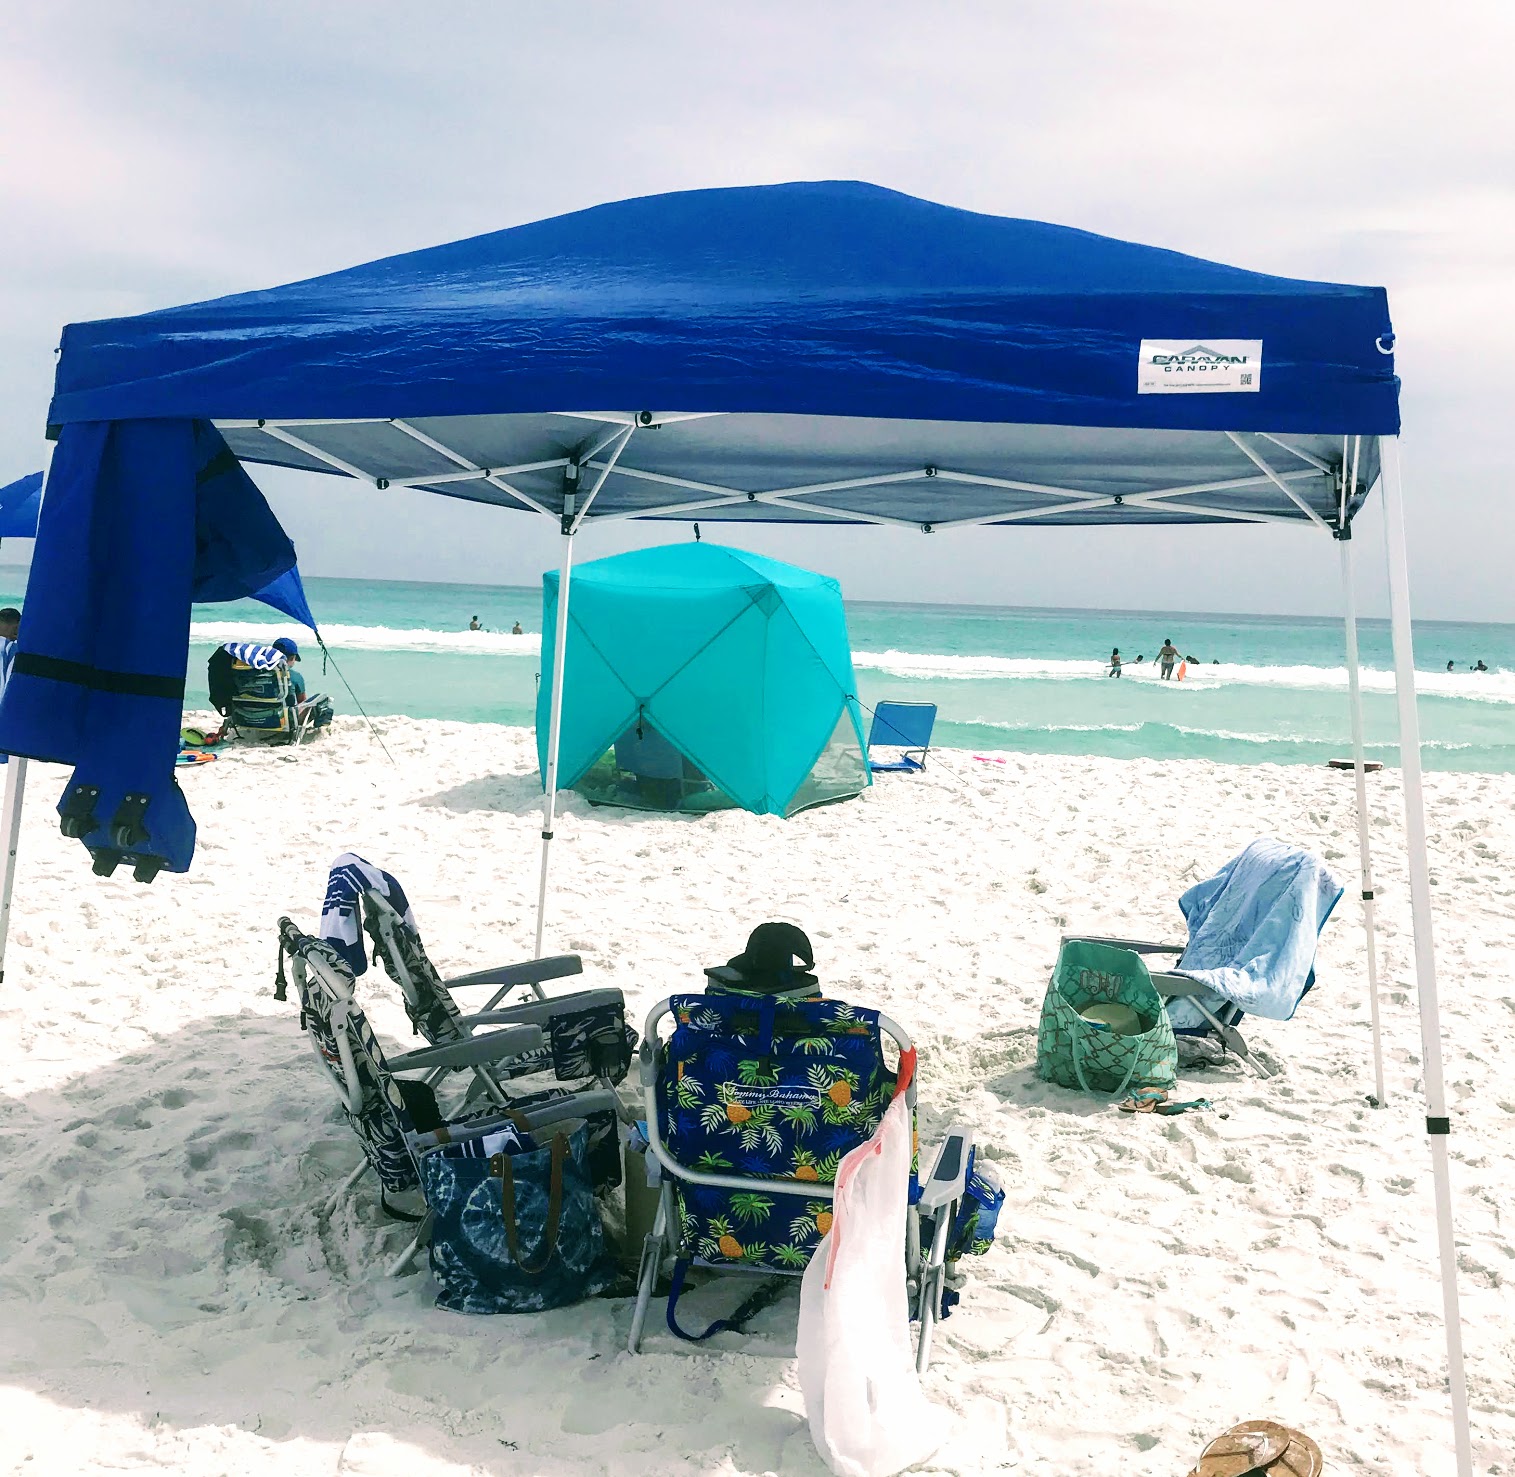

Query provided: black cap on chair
[721,922,816,987]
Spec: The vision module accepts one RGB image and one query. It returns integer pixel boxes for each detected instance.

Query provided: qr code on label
[1240,373,1254,386]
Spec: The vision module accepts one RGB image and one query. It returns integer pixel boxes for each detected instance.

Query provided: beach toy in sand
[1077,1001,1142,1035]
[1188,1419,1323,1477]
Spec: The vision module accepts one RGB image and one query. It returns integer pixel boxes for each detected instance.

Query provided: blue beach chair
[1064,839,1343,1078]
[627,991,1003,1370]
[867,701,937,773]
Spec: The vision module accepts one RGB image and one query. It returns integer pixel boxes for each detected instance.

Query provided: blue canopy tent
[0,181,1471,1469]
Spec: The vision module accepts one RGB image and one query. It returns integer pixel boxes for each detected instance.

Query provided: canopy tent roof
[47,180,1395,531]
[6,179,1405,886]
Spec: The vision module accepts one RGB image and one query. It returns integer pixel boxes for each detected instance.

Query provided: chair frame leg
[915,1207,953,1374]
[324,1157,371,1215]
[628,1187,672,1354]
[1189,1000,1274,1078]
[386,1211,433,1277]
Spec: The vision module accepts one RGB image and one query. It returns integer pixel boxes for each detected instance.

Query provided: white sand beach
[1,718,1512,1476]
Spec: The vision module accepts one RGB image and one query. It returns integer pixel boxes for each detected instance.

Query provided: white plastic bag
[797,1093,949,1477]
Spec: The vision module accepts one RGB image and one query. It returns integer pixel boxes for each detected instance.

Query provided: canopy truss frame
[214,413,1342,532]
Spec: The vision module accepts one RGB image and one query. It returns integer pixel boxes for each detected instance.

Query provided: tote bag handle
[1069,1030,1142,1099]
[1066,967,1163,1099]
[490,1133,567,1276]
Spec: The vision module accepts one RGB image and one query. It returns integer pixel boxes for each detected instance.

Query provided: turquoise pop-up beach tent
[536,543,868,816]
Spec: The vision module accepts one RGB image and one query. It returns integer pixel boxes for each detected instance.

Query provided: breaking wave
[187,623,1513,704]
[854,649,1515,702]
[190,620,543,657]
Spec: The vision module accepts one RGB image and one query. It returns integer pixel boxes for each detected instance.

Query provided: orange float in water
[1176,661,1188,681]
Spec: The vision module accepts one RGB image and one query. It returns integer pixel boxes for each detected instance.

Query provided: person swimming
[469,616,482,631]
[1446,660,1455,672]
[1475,659,1489,672]
[512,621,523,635]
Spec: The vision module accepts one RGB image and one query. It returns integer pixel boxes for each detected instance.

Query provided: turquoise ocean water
[4,568,1510,771]
[166,574,1515,773]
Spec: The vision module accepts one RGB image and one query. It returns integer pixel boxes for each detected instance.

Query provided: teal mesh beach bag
[1036,941,1177,1097]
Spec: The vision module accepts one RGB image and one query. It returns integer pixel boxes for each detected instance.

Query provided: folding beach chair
[359,887,637,1106]
[1063,839,1343,1079]
[627,991,1001,1371]
[867,701,937,773]
[275,918,623,1273]
[308,876,635,1214]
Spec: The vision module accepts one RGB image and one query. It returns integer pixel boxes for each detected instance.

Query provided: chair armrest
[391,1024,546,1073]
[1061,934,1185,955]
[444,953,584,991]
[1151,972,1205,997]
[460,988,627,1032]
[917,1124,974,1212]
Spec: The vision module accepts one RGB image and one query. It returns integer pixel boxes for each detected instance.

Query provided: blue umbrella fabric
[0,472,43,538]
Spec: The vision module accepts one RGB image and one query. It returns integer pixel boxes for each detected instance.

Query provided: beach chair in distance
[1062,839,1343,1079]
[627,992,992,1371]
[867,701,937,773]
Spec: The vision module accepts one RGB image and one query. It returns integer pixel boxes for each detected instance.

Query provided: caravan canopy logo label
[1137,339,1263,394]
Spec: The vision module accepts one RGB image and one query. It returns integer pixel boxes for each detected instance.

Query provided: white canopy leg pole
[532,531,575,961]
[1339,531,1387,1106]
[1381,435,1473,1477]
[0,757,27,983]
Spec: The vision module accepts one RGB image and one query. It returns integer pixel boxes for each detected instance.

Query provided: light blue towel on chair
[1167,838,1343,1030]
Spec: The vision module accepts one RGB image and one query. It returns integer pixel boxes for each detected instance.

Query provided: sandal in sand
[1118,1088,1168,1114]
[1155,1097,1212,1116]
[1188,1420,1323,1477]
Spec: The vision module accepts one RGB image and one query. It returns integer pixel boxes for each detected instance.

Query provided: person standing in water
[469,616,482,631]
[1108,647,1122,678]
[1158,638,1180,680]
[512,621,523,635]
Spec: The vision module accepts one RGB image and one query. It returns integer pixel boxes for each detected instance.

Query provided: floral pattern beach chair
[628,991,1003,1370]
[275,918,623,1276]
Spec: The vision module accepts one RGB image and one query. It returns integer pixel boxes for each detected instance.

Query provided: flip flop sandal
[1119,1089,1168,1113]
[1156,1097,1212,1116]
[1259,1427,1323,1477]
[1187,1419,1291,1477]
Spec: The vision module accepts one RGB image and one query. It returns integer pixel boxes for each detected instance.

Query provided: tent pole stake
[1381,433,1473,1476]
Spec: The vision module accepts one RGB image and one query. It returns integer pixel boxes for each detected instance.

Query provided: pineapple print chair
[627,990,994,1371]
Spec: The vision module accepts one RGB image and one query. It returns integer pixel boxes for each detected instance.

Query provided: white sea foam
[190,620,544,656]
[188,622,1514,703]
[854,648,1515,702]
[960,715,1499,753]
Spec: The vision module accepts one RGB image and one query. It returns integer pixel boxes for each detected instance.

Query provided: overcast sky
[2,2,1511,620]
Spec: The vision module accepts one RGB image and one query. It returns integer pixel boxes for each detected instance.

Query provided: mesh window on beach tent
[536,543,869,817]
